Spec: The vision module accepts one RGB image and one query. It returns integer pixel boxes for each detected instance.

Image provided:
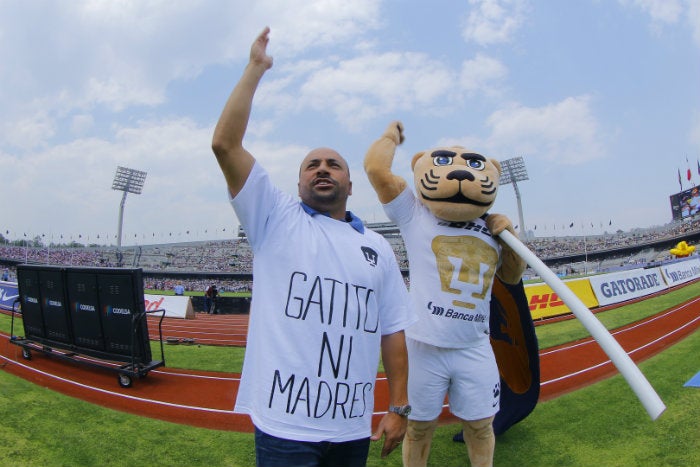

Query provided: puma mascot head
[410,145,502,222]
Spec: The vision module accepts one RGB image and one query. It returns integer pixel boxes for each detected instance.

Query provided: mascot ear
[491,158,502,176]
[411,151,425,170]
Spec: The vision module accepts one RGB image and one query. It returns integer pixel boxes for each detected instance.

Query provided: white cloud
[70,114,96,136]
[262,0,382,58]
[462,0,528,46]
[0,117,229,240]
[619,0,683,23]
[483,96,605,165]
[459,53,508,95]
[260,52,469,131]
[685,0,700,46]
[1,111,56,151]
[255,46,510,133]
[619,0,700,46]
[0,0,383,149]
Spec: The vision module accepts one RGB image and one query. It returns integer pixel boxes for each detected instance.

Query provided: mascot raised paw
[364,121,538,467]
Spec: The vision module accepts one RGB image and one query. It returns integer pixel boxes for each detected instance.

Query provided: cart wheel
[117,374,133,388]
[21,348,31,360]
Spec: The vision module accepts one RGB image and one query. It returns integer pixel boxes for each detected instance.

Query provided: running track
[1,294,699,433]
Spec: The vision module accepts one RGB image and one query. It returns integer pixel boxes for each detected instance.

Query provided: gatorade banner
[589,268,667,307]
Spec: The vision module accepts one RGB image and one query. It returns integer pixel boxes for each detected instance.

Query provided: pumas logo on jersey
[361,246,378,267]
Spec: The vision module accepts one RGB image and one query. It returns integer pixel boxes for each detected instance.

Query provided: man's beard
[309,186,340,206]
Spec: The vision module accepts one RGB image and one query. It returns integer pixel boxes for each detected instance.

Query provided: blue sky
[1,0,699,246]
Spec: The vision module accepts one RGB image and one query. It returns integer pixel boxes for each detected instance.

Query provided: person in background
[211,26,415,467]
[210,284,219,314]
[204,284,214,313]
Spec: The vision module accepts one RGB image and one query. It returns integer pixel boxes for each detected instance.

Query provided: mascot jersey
[384,187,501,349]
[231,162,413,443]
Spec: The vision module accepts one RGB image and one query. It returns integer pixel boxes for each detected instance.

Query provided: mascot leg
[402,419,438,467]
[461,416,495,467]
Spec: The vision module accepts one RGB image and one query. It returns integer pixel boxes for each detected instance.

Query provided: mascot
[670,240,695,258]
[364,122,536,467]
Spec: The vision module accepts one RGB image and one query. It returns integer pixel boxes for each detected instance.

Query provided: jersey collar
[300,202,365,234]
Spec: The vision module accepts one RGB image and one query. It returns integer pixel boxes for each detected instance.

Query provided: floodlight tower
[112,166,147,249]
[499,156,529,239]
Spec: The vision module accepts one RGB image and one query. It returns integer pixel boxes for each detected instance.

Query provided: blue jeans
[254,427,370,467]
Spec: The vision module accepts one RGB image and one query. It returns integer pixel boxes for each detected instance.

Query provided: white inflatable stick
[498,229,666,420]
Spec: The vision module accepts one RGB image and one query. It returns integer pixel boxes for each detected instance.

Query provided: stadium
[2,1,699,465]
[2,154,700,467]
[1,213,700,466]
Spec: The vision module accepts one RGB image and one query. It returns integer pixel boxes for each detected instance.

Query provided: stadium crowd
[2,218,699,289]
[526,224,694,259]
[142,277,251,294]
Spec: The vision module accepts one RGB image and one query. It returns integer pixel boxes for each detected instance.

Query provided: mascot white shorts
[406,337,500,422]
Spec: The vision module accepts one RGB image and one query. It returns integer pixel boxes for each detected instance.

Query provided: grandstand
[2,218,700,291]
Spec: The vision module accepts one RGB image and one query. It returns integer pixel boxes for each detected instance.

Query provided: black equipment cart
[9,264,165,388]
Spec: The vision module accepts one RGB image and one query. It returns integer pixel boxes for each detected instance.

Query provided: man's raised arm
[212,27,273,197]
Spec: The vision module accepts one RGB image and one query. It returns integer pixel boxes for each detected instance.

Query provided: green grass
[1,282,699,466]
[0,326,698,466]
[155,342,245,373]
[0,371,256,466]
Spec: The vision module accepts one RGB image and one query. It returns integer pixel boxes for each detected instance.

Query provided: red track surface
[2,295,699,433]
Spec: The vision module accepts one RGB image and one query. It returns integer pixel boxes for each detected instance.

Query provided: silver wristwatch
[388,404,412,417]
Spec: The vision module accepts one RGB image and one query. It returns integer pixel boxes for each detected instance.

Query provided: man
[211,27,415,467]
[204,284,215,314]
[209,284,219,314]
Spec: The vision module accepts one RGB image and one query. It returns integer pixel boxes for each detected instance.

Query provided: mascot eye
[433,155,453,166]
[466,158,485,170]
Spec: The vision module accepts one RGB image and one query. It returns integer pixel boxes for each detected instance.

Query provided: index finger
[381,438,399,458]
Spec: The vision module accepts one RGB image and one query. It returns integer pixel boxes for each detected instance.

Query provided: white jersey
[231,162,413,443]
[383,187,501,349]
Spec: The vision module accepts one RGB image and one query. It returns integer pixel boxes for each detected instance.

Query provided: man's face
[298,148,352,215]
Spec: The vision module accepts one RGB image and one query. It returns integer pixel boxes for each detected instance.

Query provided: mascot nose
[446,170,475,182]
